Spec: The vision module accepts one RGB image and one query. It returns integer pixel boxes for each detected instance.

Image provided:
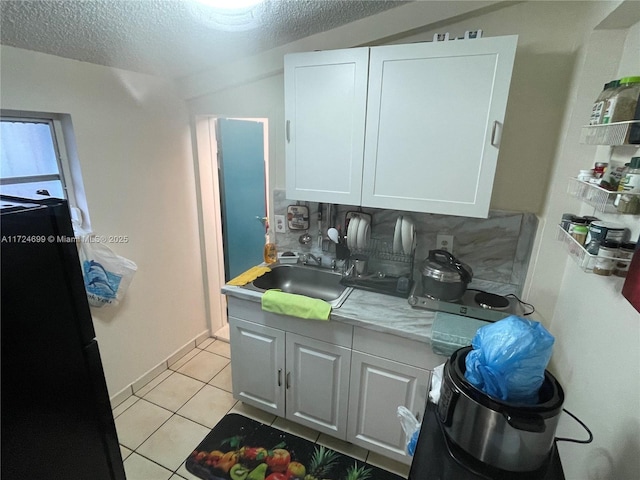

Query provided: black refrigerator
[1,195,126,480]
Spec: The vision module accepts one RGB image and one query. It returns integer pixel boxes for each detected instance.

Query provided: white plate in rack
[347,217,360,250]
[393,216,403,254]
[356,217,370,250]
[401,217,415,255]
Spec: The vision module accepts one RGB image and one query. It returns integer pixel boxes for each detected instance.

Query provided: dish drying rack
[341,236,417,299]
[349,237,415,264]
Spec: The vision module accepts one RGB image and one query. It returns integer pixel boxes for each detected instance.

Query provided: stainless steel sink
[251,264,353,308]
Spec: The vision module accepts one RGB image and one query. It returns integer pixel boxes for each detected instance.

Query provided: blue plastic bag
[397,406,420,456]
[464,315,554,404]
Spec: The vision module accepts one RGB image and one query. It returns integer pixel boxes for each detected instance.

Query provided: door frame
[193,116,270,337]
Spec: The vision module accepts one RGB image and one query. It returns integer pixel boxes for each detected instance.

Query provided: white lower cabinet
[346,327,444,465]
[228,312,352,439]
[227,297,446,463]
[347,352,430,464]
[229,317,285,416]
[285,332,351,439]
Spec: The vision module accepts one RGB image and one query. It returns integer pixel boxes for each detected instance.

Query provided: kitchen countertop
[221,283,437,344]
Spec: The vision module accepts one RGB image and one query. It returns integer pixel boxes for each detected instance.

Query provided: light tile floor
[113,337,411,480]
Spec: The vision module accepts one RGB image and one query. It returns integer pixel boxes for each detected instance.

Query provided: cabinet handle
[490,120,502,147]
[286,372,291,389]
[286,120,291,143]
[278,369,282,387]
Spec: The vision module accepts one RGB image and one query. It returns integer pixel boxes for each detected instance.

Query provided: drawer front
[227,297,353,348]
[353,326,446,369]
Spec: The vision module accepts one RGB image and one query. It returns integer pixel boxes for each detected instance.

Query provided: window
[1,109,91,232]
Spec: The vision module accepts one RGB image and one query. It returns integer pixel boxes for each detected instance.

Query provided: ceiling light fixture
[195,0,264,9]
[188,0,266,32]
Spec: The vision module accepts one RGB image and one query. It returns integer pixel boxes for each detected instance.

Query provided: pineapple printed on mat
[185,413,404,480]
[344,462,373,480]
[303,447,374,480]
[304,445,340,480]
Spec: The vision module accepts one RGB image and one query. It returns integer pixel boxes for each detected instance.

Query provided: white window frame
[1,109,92,233]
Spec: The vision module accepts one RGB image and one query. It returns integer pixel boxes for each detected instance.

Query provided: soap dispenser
[263,220,277,264]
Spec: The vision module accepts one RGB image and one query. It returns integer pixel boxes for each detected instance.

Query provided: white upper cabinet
[284,48,369,205]
[284,36,518,218]
[362,36,517,217]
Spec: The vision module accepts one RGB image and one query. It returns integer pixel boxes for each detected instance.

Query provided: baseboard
[109,329,211,408]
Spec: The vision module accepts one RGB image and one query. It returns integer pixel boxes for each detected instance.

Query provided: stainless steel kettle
[420,250,473,301]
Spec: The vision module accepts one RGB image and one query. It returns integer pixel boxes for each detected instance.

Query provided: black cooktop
[409,402,565,480]
[408,284,526,322]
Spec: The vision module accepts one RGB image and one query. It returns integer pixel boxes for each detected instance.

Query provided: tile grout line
[117,340,406,478]
[118,341,235,476]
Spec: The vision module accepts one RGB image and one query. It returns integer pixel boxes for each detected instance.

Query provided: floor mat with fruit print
[185,413,405,480]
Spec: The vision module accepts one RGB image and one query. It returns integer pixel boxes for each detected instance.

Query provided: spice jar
[593,162,608,179]
[615,157,640,213]
[568,217,588,238]
[616,194,639,214]
[614,242,636,278]
[593,240,620,276]
[560,213,577,231]
[571,225,588,246]
[616,159,639,193]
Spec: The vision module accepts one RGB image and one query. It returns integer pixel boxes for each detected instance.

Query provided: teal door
[218,118,267,281]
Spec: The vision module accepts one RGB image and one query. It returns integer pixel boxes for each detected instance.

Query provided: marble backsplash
[272,189,537,296]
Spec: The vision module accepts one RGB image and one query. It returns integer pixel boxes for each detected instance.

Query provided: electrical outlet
[274,215,286,233]
[436,234,454,253]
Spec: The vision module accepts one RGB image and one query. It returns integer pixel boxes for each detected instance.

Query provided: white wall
[187,2,639,479]
[527,11,640,480]
[0,46,209,396]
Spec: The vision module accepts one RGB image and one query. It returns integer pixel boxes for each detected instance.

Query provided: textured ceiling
[0,0,409,79]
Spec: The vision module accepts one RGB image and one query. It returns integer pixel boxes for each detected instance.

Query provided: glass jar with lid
[616,157,640,213]
[571,224,589,246]
[614,242,636,278]
[593,240,620,276]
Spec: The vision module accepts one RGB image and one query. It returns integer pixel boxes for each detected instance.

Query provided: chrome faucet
[304,253,322,266]
[342,262,355,277]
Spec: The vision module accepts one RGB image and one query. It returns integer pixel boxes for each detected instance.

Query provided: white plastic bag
[428,363,445,404]
[397,406,421,456]
[78,238,137,308]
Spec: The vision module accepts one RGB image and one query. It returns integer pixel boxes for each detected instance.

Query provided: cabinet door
[284,48,369,205]
[285,333,352,439]
[229,317,285,417]
[362,36,517,218]
[347,351,431,464]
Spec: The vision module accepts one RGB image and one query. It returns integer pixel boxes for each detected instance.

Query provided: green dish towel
[261,290,331,320]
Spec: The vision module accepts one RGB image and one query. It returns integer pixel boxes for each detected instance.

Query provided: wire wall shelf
[567,177,640,213]
[567,177,614,212]
[556,225,595,271]
[556,225,631,274]
[579,121,640,145]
